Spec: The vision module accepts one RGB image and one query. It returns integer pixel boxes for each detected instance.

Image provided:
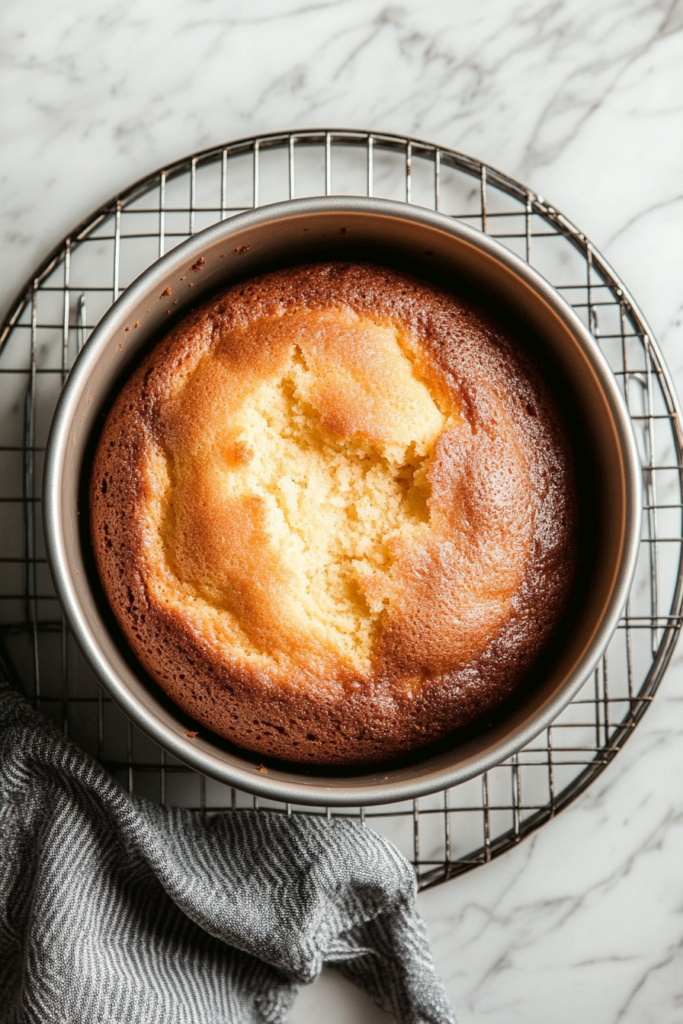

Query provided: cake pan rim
[43,195,642,806]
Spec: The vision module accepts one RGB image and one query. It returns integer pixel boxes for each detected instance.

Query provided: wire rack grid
[1,129,681,890]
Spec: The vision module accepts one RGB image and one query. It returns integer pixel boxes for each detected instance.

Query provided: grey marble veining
[2,1,683,1021]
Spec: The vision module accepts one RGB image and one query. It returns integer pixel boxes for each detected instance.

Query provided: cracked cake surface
[90,262,577,765]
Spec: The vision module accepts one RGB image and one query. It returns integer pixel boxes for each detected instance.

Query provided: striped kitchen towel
[0,679,455,1024]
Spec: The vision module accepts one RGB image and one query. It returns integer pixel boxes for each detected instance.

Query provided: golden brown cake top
[91,262,576,764]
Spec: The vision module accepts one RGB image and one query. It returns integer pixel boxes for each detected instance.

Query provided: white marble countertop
[3,1,683,1021]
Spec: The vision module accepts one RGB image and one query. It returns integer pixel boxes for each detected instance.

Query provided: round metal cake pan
[44,196,642,806]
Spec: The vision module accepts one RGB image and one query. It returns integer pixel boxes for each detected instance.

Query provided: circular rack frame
[1,129,681,890]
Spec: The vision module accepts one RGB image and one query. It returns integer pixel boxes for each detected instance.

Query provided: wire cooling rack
[1,130,682,890]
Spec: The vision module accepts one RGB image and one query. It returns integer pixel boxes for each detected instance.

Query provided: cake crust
[90,262,577,765]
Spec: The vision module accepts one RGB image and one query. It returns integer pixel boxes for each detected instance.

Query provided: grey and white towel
[0,680,456,1024]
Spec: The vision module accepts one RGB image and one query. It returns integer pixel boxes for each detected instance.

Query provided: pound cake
[90,262,577,765]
